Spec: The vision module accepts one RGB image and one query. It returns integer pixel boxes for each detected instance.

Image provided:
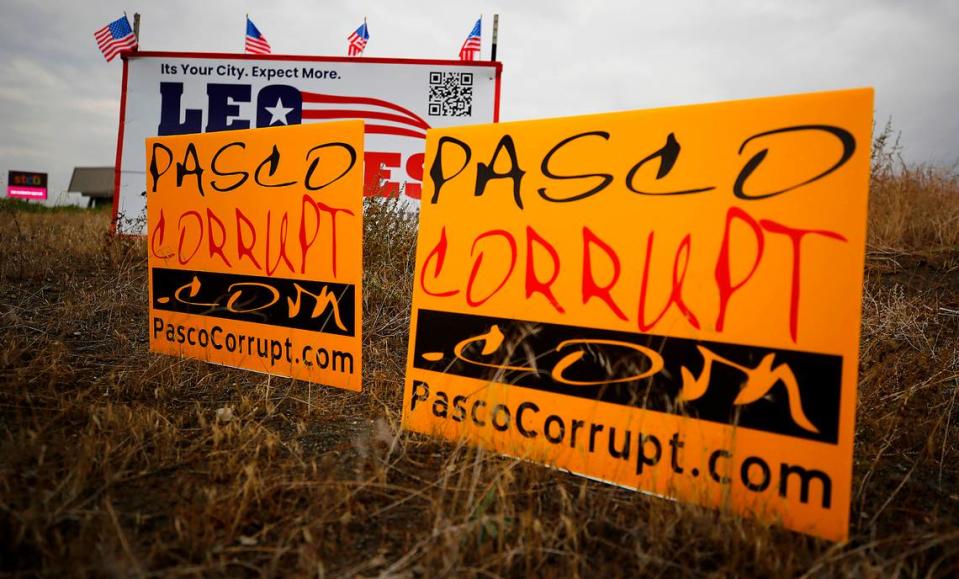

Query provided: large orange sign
[147,121,364,391]
[403,89,873,540]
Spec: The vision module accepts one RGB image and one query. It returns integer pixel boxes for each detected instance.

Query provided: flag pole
[491,14,499,61]
[133,13,140,43]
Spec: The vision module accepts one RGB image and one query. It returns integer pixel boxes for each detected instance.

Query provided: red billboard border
[110,51,503,233]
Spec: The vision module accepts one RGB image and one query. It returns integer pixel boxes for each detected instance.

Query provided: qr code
[428,71,473,117]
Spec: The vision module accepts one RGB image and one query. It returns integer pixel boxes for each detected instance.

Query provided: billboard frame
[111,51,503,232]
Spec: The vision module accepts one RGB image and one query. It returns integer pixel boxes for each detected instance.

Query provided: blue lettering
[206,83,251,132]
[158,82,202,136]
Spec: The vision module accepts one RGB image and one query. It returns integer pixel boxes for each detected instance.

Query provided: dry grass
[1,145,958,576]
[869,125,959,261]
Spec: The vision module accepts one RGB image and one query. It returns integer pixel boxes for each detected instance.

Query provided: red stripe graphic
[300,108,430,130]
[300,91,431,139]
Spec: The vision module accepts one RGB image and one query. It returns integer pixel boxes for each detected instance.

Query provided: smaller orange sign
[146,121,364,391]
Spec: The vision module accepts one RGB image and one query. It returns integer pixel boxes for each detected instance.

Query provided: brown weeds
[0,154,957,576]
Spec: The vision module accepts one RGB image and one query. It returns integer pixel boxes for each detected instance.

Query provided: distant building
[68,167,114,208]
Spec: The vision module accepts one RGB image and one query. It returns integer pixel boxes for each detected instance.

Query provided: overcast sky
[1,0,957,200]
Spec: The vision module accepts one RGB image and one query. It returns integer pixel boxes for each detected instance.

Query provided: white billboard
[112,52,502,234]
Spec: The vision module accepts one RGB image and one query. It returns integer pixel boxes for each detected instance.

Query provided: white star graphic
[264,98,293,126]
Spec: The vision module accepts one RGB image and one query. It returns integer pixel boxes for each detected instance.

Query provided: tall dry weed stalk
[869,123,959,255]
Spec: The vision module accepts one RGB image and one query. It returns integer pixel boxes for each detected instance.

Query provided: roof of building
[68,167,115,198]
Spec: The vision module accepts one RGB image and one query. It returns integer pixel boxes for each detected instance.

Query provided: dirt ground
[1,157,958,576]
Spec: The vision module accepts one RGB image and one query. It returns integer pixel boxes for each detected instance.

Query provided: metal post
[491,14,499,61]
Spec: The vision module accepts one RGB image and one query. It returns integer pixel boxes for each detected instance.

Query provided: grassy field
[1,141,957,576]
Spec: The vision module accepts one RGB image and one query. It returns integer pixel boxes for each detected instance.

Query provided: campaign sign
[147,121,364,391]
[403,89,873,541]
[116,52,501,233]
[7,171,48,200]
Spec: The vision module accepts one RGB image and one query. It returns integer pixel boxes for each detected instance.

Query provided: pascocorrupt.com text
[410,380,833,510]
[152,316,354,375]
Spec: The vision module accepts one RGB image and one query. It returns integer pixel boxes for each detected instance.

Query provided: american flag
[94,16,138,62]
[459,18,481,61]
[300,91,430,139]
[347,21,370,56]
[245,18,271,55]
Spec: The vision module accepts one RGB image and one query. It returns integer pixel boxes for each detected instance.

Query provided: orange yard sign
[403,89,873,541]
[147,121,364,391]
